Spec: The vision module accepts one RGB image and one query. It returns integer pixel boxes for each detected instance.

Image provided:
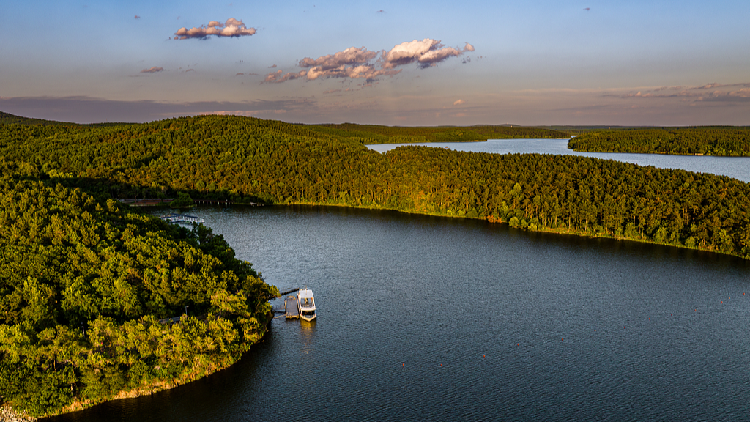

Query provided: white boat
[297,288,316,321]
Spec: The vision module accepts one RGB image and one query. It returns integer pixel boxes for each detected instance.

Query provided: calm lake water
[368,138,750,183]
[48,205,750,422]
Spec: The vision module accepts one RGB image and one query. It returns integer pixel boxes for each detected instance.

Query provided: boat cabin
[297,288,316,321]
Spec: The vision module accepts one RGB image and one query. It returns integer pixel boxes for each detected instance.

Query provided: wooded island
[569,127,750,156]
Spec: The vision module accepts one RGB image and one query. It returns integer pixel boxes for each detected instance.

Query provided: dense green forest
[0,159,277,417]
[569,127,750,156]
[0,113,748,258]
[1,113,750,416]
[304,123,570,144]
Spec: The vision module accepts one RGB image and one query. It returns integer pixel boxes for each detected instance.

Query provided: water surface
[47,206,750,422]
[368,139,750,182]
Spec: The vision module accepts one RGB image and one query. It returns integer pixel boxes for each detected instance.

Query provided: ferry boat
[297,288,316,321]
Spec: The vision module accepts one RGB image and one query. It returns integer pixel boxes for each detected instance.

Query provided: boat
[297,288,316,321]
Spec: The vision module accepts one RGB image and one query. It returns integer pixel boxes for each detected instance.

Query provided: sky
[1,0,749,126]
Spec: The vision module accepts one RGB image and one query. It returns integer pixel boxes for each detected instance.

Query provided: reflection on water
[368,138,750,182]
[45,206,750,422]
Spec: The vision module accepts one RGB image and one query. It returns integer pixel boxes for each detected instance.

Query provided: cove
[45,205,750,422]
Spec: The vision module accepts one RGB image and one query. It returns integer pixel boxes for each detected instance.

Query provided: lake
[46,205,750,422]
[368,138,750,183]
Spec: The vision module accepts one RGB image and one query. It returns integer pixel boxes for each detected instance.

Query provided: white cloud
[265,38,472,84]
[453,99,465,106]
[174,18,256,40]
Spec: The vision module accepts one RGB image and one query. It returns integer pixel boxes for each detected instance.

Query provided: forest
[304,123,570,144]
[1,113,750,417]
[569,127,750,156]
[0,159,277,417]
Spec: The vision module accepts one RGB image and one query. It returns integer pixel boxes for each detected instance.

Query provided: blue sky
[1,0,749,125]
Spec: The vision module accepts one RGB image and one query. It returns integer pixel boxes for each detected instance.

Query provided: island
[568,127,750,156]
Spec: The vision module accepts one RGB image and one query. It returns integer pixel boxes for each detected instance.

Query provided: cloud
[601,83,750,107]
[453,99,465,106]
[382,39,462,69]
[135,15,141,19]
[265,38,471,84]
[174,18,256,40]
[264,69,309,83]
[299,47,378,69]
[140,66,164,74]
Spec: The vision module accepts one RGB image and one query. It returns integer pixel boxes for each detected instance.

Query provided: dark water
[368,139,750,182]
[48,206,750,421]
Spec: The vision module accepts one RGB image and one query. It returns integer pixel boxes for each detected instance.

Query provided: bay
[46,205,750,422]
[367,138,750,182]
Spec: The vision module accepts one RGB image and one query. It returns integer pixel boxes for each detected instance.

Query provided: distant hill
[0,111,77,126]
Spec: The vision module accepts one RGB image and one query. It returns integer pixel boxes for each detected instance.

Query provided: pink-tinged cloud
[174,18,256,40]
[453,99,465,106]
[264,69,308,83]
[265,38,471,84]
[306,64,400,81]
[299,47,378,69]
[382,39,463,69]
[140,66,164,74]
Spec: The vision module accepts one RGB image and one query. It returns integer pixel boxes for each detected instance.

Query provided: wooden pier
[159,214,205,224]
[284,296,299,319]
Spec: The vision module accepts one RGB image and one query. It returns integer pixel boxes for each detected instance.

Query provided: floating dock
[159,214,205,224]
[284,296,299,319]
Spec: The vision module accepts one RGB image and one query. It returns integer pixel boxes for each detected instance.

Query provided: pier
[159,214,205,224]
[284,296,299,319]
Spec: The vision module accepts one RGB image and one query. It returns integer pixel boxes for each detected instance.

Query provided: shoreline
[269,201,747,261]
[33,312,274,420]
[1,406,36,422]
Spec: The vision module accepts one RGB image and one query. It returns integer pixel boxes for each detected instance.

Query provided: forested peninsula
[0,131,278,416]
[569,127,750,156]
[2,113,750,418]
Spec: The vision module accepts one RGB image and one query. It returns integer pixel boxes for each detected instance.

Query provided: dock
[284,296,299,319]
[159,214,205,224]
